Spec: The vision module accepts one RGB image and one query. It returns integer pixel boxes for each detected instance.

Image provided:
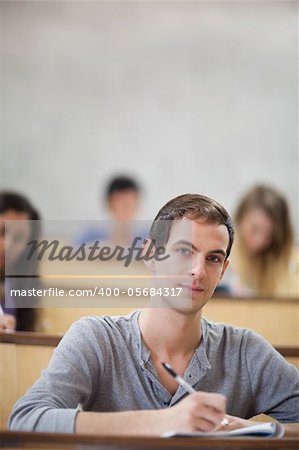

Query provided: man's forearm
[75,392,226,435]
[75,409,170,436]
[10,391,225,434]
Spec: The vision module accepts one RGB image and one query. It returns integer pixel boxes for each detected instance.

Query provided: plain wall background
[1,1,298,235]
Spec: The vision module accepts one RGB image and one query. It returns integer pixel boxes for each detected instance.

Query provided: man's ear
[142,239,156,273]
[220,259,229,280]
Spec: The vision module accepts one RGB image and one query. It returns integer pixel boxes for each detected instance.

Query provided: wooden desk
[0,430,298,450]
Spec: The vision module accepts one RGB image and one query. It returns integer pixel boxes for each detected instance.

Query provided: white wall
[1,1,298,234]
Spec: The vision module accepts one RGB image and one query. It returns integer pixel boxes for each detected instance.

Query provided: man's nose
[190,256,206,279]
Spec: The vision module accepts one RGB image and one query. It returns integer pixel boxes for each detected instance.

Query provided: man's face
[149,218,229,313]
[107,190,139,221]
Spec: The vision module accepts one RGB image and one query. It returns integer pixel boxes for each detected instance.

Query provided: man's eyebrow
[172,240,195,249]
[172,240,226,257]
[208,249,226,257]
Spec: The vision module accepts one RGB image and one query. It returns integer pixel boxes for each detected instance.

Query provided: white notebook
[163,422,285,438]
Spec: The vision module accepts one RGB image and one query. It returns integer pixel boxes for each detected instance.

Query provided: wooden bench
[204,296,299,346]
[0,332,61,429]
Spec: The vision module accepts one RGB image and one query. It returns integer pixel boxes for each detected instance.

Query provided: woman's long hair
[233,185,294,296]
[0,192,41,330]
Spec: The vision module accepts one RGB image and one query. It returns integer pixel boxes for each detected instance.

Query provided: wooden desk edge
[212,294,299,304]
[274,347,299,357]
[0,332,62,347]
[0,431,298,448]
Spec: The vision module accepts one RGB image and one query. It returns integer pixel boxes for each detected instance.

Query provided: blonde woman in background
[221,185,298,297]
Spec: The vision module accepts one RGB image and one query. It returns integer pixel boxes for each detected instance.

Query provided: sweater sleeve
[9,317,104,432]
[244,329,299,422]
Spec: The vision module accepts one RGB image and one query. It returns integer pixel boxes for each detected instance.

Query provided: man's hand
[216,414,258,431]
[0,313,16,332]
[166,392,226,432]
[219,416,299,437]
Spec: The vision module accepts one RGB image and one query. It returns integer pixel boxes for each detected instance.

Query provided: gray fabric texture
[9,310,299,432]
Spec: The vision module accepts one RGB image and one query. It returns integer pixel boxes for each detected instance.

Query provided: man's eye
[207,255,222,263]
[177,248,192,256]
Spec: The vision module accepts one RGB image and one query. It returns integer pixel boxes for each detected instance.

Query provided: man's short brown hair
[148,194,234,259]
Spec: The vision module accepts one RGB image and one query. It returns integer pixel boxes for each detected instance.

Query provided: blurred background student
[221,185,298,298]
[78,175,148,247]
[0,192,41,332]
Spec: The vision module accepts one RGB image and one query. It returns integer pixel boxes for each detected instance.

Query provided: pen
[161,362,229,427]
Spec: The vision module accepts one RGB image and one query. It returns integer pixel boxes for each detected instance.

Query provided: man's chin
[162,295,208,313]
[171,304,205,316]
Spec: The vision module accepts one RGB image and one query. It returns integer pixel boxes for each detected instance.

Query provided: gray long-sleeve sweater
[9,311,299,432]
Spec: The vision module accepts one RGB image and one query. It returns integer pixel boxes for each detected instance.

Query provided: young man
[77,175,146,246]
[9,194,299,435]
[105,175,141,222]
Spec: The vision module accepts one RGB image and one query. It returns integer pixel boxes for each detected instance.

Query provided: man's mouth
[179,284,204,292]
